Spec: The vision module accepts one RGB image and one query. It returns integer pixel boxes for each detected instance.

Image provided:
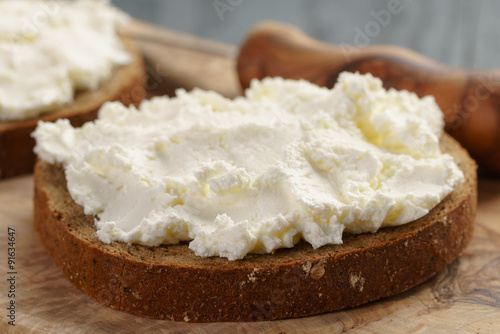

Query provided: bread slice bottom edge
[33,133,477,322]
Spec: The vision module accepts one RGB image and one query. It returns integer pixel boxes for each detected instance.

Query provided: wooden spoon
[237,21,500,174]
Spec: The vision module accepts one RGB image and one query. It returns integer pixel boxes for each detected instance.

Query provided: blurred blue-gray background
[112,0,498,69]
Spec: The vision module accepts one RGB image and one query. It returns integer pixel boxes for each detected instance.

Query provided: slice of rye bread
[0,37,145,179]
[33,133,477,322]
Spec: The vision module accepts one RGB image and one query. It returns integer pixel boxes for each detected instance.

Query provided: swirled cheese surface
[33,72,464,260]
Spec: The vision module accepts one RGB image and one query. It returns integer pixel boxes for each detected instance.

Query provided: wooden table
[1,21,500,334]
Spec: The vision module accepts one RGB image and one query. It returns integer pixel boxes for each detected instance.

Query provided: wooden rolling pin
[237,22,500,174]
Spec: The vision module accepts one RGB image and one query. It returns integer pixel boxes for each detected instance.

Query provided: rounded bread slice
[33,133,477,322]
[0,37,145,179]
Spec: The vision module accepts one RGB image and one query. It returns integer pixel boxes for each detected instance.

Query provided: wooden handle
[237,22,500,174]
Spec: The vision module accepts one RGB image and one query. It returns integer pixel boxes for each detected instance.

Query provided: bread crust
[0,37,145,179]
[33,133,477,322]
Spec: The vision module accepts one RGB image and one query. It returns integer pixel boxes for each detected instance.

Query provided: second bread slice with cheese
[0,37,145,179]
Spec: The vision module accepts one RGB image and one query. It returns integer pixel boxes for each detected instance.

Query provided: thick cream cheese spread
[0,0,131,121]
[33,72,464,260]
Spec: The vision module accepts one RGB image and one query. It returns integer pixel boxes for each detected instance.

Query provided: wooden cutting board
[1,20,500,334]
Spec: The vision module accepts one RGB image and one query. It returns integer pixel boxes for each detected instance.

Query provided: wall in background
[113,0,498,69]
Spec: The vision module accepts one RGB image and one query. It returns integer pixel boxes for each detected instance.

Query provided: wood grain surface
[1,20,500,333]
[236,22,500,174]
